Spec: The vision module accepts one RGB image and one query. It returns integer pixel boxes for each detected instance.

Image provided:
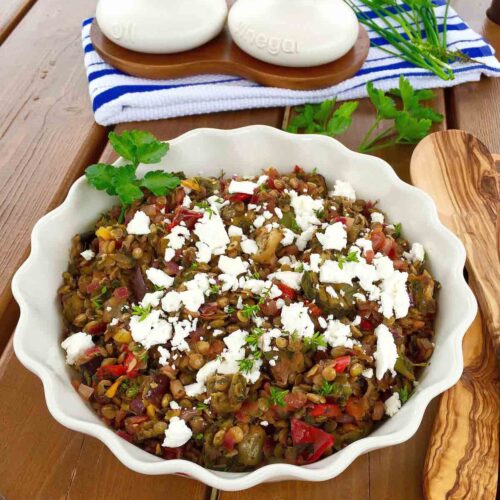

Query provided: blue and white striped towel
[82,1,500,126]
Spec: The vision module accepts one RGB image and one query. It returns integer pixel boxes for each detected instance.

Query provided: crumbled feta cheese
[253,215,265,228]
[259,328,282,352]
[373,324,398,380]
[289,191,323,231]
[169,400,180,410]
[185,359,220,396]
[296,227,316,251]
[332,180,356,200]
[323,319,355,348]
[281,228,296,246]
[61,332,94,365]
[228,225,243,237]
[218,256,249,276]
[158,346,170,366]
[126,211,151,235]
[228,180,258,195]
[263,210,273,220]
[362,368,374,379]
[384,392,402,417]
[195,242,212,263]
[162,417,192,448]
[326,286,338,298]
[165,248,176,262]
[212,329,224,337]
[260,420,269,427]
[140,291,164,308]
[194,212,229,256]
[274,207,283,219]
[109,318,119,326]
[166,225,190,250]
[80,249,95,261]
[182,194,192,208]
[355,237,373,253]
[241,238,258,255]
[256,175,269,186]
[171,318,198,352]
[281,302,314,338]
[404,242,425,263]
[371,212,385,224]
[318,316,328,329]
[145,268,174,289]
[316,222,347,251]
[130,309,172,349]
[309,254,321,273]
[271,271,303,290]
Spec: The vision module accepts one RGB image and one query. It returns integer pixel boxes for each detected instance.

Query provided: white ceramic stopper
[228,0,360,68]
[96,0,228,54]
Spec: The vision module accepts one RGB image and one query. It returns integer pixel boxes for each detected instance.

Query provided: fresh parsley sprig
[337,251,360,270]
[269,386,289,407]
[287,77,443,155]
[131,303,152,321]
[85,130,180,218]
[303,332,327,351]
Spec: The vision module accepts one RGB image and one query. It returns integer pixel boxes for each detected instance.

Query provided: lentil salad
[59,157,438,470]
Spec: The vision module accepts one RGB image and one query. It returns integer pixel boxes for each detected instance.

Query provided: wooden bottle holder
[90,20,370,90]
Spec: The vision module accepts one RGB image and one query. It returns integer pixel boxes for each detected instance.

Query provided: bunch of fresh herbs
[287,76,443,154]
[344,0,471,80]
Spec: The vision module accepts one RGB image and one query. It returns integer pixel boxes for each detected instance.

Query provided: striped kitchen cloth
[82,1,500,126]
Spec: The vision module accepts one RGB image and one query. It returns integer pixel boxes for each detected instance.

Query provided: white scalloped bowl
[12,126,476,491]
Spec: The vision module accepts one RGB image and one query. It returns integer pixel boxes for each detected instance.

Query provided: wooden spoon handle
[411,131,500,361]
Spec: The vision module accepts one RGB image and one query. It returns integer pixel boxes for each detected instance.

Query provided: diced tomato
[113,286,129,299]
[345,397,367,421]
[371,231,386,252]
[86,280,100,294]
[259,299,280,317]
[307,303,323,317]
[294,165,305,175]
[290,418,335,464]
[284,391,307,410]
[116,430,134,443]
[223,432,236,451]
[162,447,183,460]
[334,216,347,224]
[332,355,351,373]
[86,321,107,335]
[360,318,374,331]
[235,400,259,423]
[84,346,102,356]
[97,364,127,379]
[228,193,252,203]
[309,403,341,418]
[124,352,139,378]
[167,207,203,231]
[365,249,375,264]
[276,282,296,300]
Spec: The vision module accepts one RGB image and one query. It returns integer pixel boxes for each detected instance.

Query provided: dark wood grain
[410,131,499,499]
[0,0,109,352]
[0,0,36,44]
[90,20,369,90]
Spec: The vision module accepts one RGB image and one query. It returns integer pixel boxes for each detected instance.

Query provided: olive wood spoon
[410,130,499,499]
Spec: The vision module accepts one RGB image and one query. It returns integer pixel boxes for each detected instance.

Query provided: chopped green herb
[225,305,235,315]
[241,304,260,319]
[317,380,341,397]
[295,263,304,273]
[190,262,199,270]
[303,332,327,351]
[337,251,360,270]
[398,386,411,404]
[194,433,204,440]
[238,358,255,374]
[313,208,325,220]
[91,285,109,310]
[251,271,261,279]
[131,303,152,321]
[394,223,402,238]
[125,385,139,399]
[209,284,220,296]
[246,328,264,349]
[280,211,301,234]
[196,402,208,411]
[269,386,289,407]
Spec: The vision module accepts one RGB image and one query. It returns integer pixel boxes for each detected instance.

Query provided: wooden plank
[0,0,36,44]
[447,0,500,154]
[0,108,283,499]
[0,0,108,352]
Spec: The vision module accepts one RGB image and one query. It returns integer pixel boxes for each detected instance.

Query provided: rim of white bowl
[12,125,477,491]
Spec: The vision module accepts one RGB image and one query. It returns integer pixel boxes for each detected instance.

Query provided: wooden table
[0,1,498,499]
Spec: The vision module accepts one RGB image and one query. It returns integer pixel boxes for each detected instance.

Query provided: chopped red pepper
[332,355,351,373]
[228,193,252,203]
[124,352,139,378]
[307,302,323,317]
[294,165,305,175]
[85,280,100,294]
[309,403,341,418]
[167,207,203,231]
[364,249,375,264]
[116,430,134,443]
[334,216,347,224]
[345,397,367,421]
[97,364,127,379]
[85,321,107,335]
[284,391,307,410]
[360,318,374,331]
[290,418,335,464]
[276,282,296,300]
[113,286,129,300]
[370,231,386,252]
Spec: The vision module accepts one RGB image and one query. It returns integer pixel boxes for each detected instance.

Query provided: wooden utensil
[410,130,499,499]
[90,21,370,90]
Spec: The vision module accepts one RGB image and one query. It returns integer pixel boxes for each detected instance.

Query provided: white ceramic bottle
[96,0,228,54]
[228,0,359,67]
